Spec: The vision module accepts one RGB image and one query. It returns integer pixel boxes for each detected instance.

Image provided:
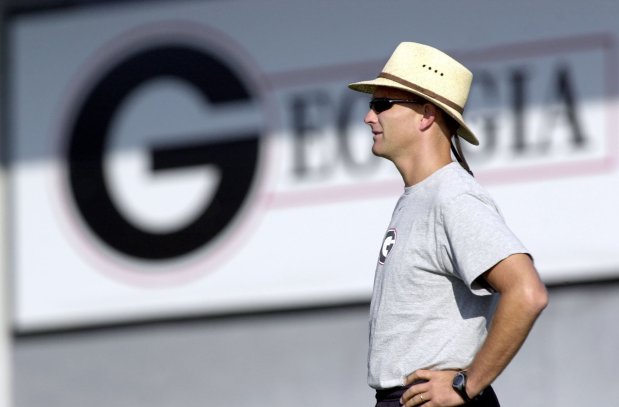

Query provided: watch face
[453,373,465,387]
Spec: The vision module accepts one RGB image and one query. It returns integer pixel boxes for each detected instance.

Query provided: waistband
[375,380,427,402]
[376,382,499,406]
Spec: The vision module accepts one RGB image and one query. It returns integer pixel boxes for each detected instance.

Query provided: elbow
[523,283,549,316]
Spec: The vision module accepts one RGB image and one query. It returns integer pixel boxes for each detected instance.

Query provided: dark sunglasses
[369,98,424,113]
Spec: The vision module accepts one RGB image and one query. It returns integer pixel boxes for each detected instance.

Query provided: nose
[364,108,377,125]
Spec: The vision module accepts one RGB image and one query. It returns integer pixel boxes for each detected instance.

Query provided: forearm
[466,284,548,397]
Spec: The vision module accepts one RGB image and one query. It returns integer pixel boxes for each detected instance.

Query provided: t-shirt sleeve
[440,193,529,295]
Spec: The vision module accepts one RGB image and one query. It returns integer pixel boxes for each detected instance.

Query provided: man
[348,43,548,407]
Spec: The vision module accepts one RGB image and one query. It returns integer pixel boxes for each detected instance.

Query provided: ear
[419,103,438,131]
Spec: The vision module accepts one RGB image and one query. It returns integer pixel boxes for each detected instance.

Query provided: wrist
[464,372,482,398]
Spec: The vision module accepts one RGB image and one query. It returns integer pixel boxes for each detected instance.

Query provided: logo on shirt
[378,229,396,264]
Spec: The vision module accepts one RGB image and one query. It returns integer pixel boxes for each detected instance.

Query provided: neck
[393,136,452,187]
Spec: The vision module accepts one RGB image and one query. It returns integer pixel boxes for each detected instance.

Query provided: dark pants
[375,381,500,407]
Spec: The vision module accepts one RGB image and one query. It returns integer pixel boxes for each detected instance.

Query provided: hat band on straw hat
[379,72,464,114]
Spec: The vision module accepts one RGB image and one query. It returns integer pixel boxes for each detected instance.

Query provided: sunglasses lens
[370,99,392,113]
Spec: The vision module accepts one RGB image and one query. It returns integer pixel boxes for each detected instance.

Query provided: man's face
[364,87,422,162]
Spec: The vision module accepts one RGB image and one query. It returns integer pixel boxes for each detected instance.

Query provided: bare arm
[463,253,548,396]
[401,253,548,406]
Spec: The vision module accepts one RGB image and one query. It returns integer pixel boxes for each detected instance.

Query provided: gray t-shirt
[368,162,528,389]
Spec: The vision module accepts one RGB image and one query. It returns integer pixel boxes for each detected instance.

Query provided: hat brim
[349,77,479,146]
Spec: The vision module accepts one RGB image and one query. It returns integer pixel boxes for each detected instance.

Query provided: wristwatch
[452,371,472,403]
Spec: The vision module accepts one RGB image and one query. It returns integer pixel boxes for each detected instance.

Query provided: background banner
[7,1,619,332]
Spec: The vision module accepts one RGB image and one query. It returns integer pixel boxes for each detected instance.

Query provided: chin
[371,144,382,157]
[372,146,387,159]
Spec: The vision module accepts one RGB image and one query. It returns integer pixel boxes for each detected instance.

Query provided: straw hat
[349,42,478,145]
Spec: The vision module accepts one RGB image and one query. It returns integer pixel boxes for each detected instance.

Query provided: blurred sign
[6,2,619,332]
[462,35,615,179]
